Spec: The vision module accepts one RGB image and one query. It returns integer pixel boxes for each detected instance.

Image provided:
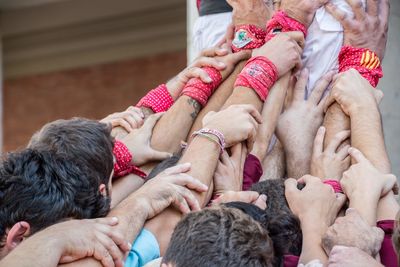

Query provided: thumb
[348,147,369,165]
[142,113,164,133]
[150,149,173,161]
[163,162,191,175]
[335,193,347,211]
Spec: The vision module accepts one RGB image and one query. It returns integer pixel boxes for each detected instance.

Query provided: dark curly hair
[250,179,303,258]
[0,149,111,247]
[28,117,114,186]
[163,205,275,267]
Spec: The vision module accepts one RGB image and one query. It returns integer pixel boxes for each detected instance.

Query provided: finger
[378,0,390,24]
[284,178,300,193]
[299,175,320,185]
[186,67,212,83]
[313,126,326,156]
[95,216,119,226]
[348,147,370,164]
[220,149,231,166]
[337,144,350,160]
[325,2,353,28]
[93,242,115,267]
[253,194,268,210]
[173,192,191,214]
[230,143,243,162]
[240,105,263,124]
[224,23,236,46]
[293,68,308,102]
[129,112,145,128]
[366,0,378,16]
[284,31,305,47]
[192,56,227,70]
[172,173,209,192]
[347,0,366,20]
[323,91,337,112]
[142,113,163,133]
[326,130,350,153]
[123,115,139,130]
[150,149,173,161]
[127,106,144,118]
[310,71,334,105]
[163,162,191,175]
[201,47,229,57]
[335,193,347,211]
[231,50,252,63]
[235,191,260,203]
[179,187,202,211]
[98,233,125,263]
[112,118,133,133]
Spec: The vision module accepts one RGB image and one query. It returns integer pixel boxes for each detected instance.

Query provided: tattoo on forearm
[187,98,201,120]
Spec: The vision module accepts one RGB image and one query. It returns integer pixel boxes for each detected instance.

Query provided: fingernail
[127,242,132,249]
[111,217,118,223]
[218,62,226,67]
[205,77,212,83]
[260,194,267,202]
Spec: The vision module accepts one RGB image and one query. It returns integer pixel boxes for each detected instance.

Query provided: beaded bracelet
[192,128,226,153]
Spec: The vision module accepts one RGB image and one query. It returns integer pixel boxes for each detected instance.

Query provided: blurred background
[0,0,399,176]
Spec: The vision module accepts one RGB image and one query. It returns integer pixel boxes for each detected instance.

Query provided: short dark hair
[251,179,303,257]
[28,118,114,186]
[147,154,181,179]
[163,205,275,267]
[0,149,111,246]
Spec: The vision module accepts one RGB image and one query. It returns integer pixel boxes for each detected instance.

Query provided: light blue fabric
[125,228,160,267]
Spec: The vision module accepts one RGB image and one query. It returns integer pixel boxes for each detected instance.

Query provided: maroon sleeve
[242,154,263,191]
[377,220,398,267]
[283,255,299,267]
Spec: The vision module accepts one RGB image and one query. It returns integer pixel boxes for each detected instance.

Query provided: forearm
[145,137,220,255]
[150,95,201,154]
[350,106,390,173]
[299,226,328,265]
[252,74,290,161]
[110,174,144,208]
[189,61,246,135]
[222,86,263,111]
[285,145,313,179]
[1,238,61,267]
[349,193,380,226]
[260,140,286,181]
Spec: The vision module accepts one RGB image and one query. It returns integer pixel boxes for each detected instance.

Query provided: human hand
[280,0,328,27]
[311,127,350,180]
[135,163,208,219]
[213,144,247,194]
[325,0,389,59]
[252,32,304,76]
[227,0,273,27]
[212,190,268,210]
[322,209,384,256]
[202,104,263,151]
[285,175,346,236]
[101,106,145,135]
[119,113,172,166]
[341,147,397,201]
[328,245,384,267]
[54,217,131,267]
[324,69,383,116]
[276,69,333,177]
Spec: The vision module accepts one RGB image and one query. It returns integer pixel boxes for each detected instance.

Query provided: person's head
[28,118,114,194]
[0,149,111,258]
[251,179,303,256]
[147,154,181,179]
[163,205,275,267]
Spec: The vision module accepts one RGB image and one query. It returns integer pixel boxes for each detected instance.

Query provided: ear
[99,184,107,197]
[6,222,30,250]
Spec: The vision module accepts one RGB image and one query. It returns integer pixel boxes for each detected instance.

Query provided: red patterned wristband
[323,179,343,194]
[113,141,147,179]
[234,56,278,101]
[265,11,307,41]
[338,46,383,88]
[232,24,267,52]
[136,84,174,113]
[181,67,223,107]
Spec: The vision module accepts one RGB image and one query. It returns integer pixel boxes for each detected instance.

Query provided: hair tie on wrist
[323,179,343,194]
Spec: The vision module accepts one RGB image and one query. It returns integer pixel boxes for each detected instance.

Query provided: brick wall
[3,50,187,152]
